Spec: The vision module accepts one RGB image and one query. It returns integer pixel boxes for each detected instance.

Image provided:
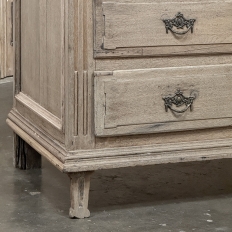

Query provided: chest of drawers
[7,0,232,218]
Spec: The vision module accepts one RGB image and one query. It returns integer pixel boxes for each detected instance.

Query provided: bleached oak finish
[7,0,232,218]
[95,0,232,58]
[7,110,232,172]
[95,64,232,136]
[102,2,232,48]
[0,0,13,78]
[69,172,92,219]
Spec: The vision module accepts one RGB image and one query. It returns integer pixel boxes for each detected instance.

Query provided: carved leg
[13,133,42,170]
[69,172,93,219]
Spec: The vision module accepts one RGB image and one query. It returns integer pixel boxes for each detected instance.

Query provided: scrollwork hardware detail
[163,89,195,113]
[163,12,196,35]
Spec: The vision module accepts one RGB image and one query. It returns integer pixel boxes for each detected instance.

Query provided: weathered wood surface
[21,0,64,119]
[15,92,64,142]
[13,0,66,143]
[69,0,95,150]
[0,0,13,78]
[95,55,232,72]
[95,0,232,57]
[102,2,232,49]
[95,64,232,136]
[8,0,232,219]
[69,172,93,219]
[11,0,232,169]
[7,111,232,173]
[7,109,66,167]
[14,0,232,152]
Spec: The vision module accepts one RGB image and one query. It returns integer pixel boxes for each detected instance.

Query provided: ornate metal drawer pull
[163,12,196,35]
[163,90,195,113]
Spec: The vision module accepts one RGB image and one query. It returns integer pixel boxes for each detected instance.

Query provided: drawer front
[95,1,232,57]
[94,65,232,137]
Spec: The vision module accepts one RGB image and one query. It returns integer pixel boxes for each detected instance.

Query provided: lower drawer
[94,64,232,137]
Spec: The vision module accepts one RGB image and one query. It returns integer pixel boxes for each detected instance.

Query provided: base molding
[7,110,66,171]
[7,109,232,173]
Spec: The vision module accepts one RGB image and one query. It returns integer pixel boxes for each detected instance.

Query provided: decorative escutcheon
[163,89,195,113]
[163,12,196,35]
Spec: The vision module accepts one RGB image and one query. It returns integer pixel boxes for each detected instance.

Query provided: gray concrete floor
[1,79,232,232]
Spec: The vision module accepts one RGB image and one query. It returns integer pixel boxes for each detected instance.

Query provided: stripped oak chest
[7,0,232,218]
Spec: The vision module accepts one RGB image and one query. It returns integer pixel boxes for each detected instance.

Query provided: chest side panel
[15,0,66,142]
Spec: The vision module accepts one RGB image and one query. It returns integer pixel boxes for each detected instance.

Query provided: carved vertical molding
[74,71,79,136]
[74,70,90,138]
[76,0,84,138]
[83,71,88,136]
[71,0,94,150]
[73,69,90,137]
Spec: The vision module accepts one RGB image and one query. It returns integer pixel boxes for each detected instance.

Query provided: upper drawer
[95,1,232,58]
[94,64,232,137]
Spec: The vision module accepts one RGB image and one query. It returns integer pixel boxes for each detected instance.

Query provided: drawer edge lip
[64,137,232,172]
[94,63,232,76]
[94,44,232,59]
[94,119,232,137]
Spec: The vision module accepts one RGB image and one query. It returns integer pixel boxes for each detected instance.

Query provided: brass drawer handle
[163,89,195,113]
[163,12,196,35]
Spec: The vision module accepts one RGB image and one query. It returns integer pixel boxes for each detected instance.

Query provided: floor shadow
[89,159,232,212]
[40,157,232,214]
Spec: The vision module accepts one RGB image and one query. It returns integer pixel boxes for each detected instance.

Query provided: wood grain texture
[0,0,13,78]
[7,109,66,170]
[45,0,64,118]
[95,64,232,136]
[95,1,232,57]
[103,2,232,48]
[7,109,232,173]
[69,0,95,150]
[12,0,232,155]
[96,55,232,71]
[21,0,64,119]
[9,0,232,218]
[65,136,232,172]
[21,0,40,102]
[14,0,66,143]
[95,44,232,59]
[69,172,93,219]
[95,55,232,149]
[15,93,62,130]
